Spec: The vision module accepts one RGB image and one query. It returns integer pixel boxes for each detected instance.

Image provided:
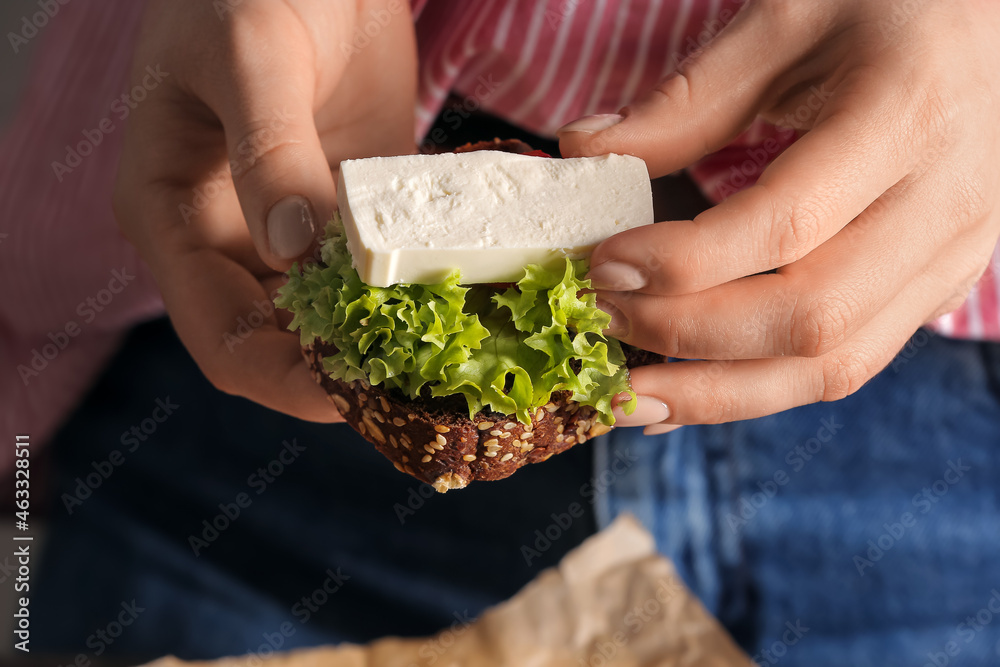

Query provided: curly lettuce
[275,216,635,425]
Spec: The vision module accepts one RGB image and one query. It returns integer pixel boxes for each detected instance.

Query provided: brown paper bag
[143,515,751,666]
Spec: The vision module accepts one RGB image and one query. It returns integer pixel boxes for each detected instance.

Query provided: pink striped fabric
[414,0,739,138]
[0,0,161,471]
[412,0,1000,341]
[1,0,998,468]
[930,250,1000,340]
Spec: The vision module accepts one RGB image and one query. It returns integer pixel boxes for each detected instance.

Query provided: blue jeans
[34,319,1000,666]
[598,331,1000,667]
[33,319,597,661]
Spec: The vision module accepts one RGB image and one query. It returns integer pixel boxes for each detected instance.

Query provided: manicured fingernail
[596,298,629,338]
[588,261,647,291]
[613,395,670,426]
[556,113,624,135]
[644,423,682,436]
[267,195,316,259]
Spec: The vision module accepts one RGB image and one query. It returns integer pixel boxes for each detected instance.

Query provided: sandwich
[276,140,661,492]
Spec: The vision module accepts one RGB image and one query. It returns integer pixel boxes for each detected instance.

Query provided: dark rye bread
[301,137,662,492]
[305,342,663,492]
[432,137,537,155]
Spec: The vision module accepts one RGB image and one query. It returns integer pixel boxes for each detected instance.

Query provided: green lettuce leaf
[275,216,635,425]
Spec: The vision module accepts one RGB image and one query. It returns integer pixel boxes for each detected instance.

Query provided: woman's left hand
[558,0,1000,432]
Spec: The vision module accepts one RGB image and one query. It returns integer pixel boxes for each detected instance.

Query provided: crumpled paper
[143,515,751,666]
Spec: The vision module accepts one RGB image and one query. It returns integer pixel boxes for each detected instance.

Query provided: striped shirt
[1,0,997,467]
[410,0,1000,341]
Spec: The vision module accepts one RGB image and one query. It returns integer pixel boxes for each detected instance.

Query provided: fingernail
[644,423,682,436]
[556,113,624,135]
[613,395,670,427]
[596,298,629,338]
[267,195,316,259]
[588,261,647,291]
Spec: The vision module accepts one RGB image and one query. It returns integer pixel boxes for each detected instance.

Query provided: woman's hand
[114,0,417,421]
[558,0,1000,431]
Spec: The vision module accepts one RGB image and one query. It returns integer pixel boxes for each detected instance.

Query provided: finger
[600,168,958,360]
[116,120,341,421]
[160,243,342,423]
[557,2,821,174]
[129,179,342,422]
[587,61,953,296]
[197,5,345,271]
[612,244,983,426]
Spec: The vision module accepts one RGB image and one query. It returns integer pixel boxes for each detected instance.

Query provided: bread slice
[305,342,662,492]
[301,138,660,492]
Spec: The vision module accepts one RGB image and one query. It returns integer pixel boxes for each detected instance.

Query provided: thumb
[557,3,796,177]
[205,19,341,270]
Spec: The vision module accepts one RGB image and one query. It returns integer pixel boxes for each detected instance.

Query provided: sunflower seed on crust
[588,422,612,438]
[331,394,351,414]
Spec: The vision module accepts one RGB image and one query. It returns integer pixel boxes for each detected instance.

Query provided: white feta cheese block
[336,150,653,286]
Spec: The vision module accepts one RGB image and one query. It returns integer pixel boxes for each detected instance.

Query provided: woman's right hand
[113,0,417,421]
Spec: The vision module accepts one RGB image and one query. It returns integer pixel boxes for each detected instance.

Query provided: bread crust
[305,342,661,492]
